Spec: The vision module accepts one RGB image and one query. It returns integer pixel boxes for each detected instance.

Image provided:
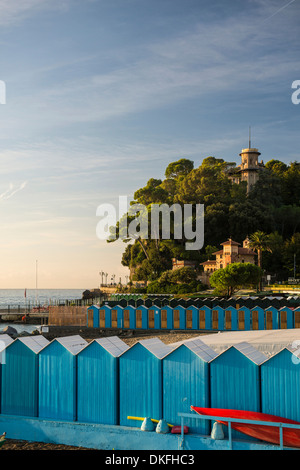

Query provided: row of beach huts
[0,332,300,441]
[87,303,300,331]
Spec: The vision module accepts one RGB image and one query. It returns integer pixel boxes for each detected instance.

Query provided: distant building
[200,238,256,285]
[228,145,265,193]
[172,259,197,270]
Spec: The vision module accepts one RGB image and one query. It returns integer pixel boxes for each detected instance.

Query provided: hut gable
[233,341,267,365]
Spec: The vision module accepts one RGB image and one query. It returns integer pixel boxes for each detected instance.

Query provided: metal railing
[178,412,300,450]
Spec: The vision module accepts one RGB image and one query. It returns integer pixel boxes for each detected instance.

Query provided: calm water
[0,288,85,308]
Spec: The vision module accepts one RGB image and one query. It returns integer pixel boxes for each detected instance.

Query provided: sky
[0,0,299,289]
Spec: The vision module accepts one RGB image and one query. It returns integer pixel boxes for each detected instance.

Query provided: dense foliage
[108,156,300,286]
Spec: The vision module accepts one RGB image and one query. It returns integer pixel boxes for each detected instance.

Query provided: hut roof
[0,334,14,352]
[138,338,173,359]
[55,335,88,355]
[94,336,129,357]
[179,338,218,362]
[17,335,49,353]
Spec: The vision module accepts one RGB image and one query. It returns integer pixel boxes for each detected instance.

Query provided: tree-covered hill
[108,156,300,283]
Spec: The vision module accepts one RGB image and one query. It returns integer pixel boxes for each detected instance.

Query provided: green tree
[209,263,262,296]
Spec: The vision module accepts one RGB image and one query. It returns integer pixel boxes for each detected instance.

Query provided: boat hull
[191,407,300,448]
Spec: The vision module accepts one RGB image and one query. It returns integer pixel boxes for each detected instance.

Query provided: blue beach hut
[38,335,87,421]
[0,334,15,411]
[294,307,300,328]
[87,305,100,328]
[134,305,148,329]
[147,305,161,329]
[163,339,217,434]
[237,307,251,331]
[251,306,265,330]
[185,305,199,330]
[77,336,129,424]
[211,305,224,330]
[1,336,49,417]
[210,342,266,439]
[98,305,114,328]
[265,306,279,330]
[160,305,173,329]
[261,347,300,422]
[119,338,172,427]
[172,305,186,330]
[121,305,136,329]
[279,307,293,329]
[197,305,211,330]
[223,306,238,331]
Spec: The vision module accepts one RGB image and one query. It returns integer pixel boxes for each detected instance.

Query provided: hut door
[161,310,167,329]
[124,309,130,328]
[99,309,105,328]
[252,310,259,330]
[225,310,231,330]
[148,310,155,328]
[199,310,205,329]
[186,310,193,329]
[212,310,218,329]
[238,310,245,330]
[87,309,93,327]
[136,309,142,328]
[111,309,118,328]
[266,311,272,330]
[295,312,300,329]
[280,310,287,329]
[173,310,180,329]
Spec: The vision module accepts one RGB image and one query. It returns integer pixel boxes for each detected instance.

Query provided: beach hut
[77,336,129,424]
[265,306,279,330]
[121,305,136,329]
[134,305,148,329]
[210,342,266,439]
[196,305,211,330]
[211,305,224,330]
[172,305,186,330]
[38,335,87,421]
[261,347,300,422]
[278,307,294,329]
[0,334,15,410]
[147,305,161,329]
[1,336,49,417]
[185,305,199,330]
[294,307,300,328]
[87,305,100,328]
[160,305,173,329]
[163,339,217,434]
[251,306,265,330]
[237,307,251,331]
[119,338,172,427]
[223,306,238,331]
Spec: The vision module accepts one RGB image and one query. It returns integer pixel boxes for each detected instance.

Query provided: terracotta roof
[220,239,240,246]
[201,260,217,266]
[238,248,256,256]
[212,250,224,255]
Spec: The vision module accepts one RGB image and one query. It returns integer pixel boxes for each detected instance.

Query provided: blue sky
[0,0,299,288]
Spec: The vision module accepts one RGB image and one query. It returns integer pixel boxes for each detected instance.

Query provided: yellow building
[228,144,265,193]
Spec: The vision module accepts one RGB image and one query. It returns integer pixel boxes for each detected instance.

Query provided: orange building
[200,237,256,284]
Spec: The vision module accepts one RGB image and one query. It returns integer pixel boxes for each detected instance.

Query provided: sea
[0,288,85,333]
[0,288,84,309]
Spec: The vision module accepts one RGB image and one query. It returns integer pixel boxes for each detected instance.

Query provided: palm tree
[249,231,272,291]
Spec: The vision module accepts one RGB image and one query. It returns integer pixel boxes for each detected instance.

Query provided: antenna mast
[249,126,251,148]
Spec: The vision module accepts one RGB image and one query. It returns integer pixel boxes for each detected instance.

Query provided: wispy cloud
[0,181,27,201]
[0,0,72,26]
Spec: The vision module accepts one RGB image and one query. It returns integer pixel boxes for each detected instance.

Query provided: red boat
[191,406,300,448]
